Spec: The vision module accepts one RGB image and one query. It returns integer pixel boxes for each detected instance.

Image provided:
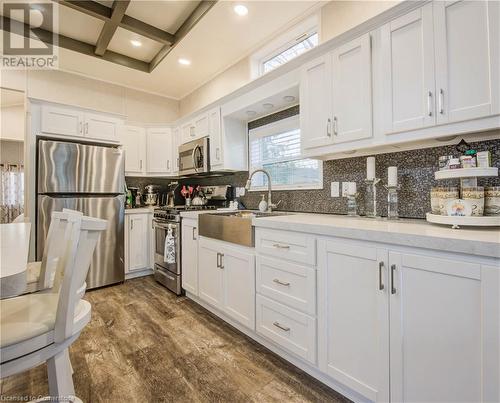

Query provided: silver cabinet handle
[326,118,332,137]
[427,91,433,117]
[219,253,224,269]
[85,122,89,134]
[167,160,170,170]
[391,264,397,295]
[273,279,290,286]
[130,219,134,230]
[216,252,220,268]
[333,116,338,136]
[272,243,290,249]
[177,157,180,169]
[378,262,384,291]
[192,227,196,241]
[216,147,220,160]
[79,121,83,134]
[273,321,290,332]
[439,89,444,115]
[140,160,143,170]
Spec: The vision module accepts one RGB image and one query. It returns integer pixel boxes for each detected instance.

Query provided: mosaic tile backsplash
[127,137,500,220]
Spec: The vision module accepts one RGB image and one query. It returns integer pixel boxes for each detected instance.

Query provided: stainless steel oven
[153,213,182,295]
[178,137,209,176]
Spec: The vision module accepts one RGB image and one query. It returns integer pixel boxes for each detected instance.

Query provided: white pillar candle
[367,157,376,180]
[388,166,398,187]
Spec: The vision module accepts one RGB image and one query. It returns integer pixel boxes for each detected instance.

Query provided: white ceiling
[54,1,323,99]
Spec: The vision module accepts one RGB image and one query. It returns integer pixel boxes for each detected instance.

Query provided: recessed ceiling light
[283,95,295,102]
[246,110,257,116]
[178,58,191,66]
[262,103,274,109]
[130,39,142,47]
[234,4,248,16]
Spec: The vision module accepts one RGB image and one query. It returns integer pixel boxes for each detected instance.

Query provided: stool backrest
[54,214,107,342]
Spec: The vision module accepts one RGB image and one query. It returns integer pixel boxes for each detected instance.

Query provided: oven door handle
[192,145,201,173]
[153,221,178,230]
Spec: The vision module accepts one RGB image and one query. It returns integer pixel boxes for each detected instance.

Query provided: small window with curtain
[249,115,323,191]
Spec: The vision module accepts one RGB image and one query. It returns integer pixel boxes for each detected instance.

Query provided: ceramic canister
[430,187,443,214]
[439,187,459,215]
[485,186,500,216]
[461,187,484,216]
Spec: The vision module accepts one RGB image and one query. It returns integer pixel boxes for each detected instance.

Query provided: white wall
[1,105,24,141]
[179,1,401,118]
[26,70,179,124]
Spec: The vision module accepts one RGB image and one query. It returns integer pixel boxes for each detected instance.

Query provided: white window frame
[248,115,323,192]
[250,13,319,78]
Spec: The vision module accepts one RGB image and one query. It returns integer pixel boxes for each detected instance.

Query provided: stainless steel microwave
[178,137,209,176]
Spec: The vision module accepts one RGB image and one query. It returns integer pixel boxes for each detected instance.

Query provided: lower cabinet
[318,237,500,403]
[198,237,255,330]
[181,218,198,295]
[125,212,151,274]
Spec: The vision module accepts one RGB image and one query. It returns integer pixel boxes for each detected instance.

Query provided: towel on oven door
[164,224,176,264]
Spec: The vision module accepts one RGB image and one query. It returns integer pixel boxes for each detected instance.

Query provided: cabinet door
[222,245,255,329]
[331,33,373,143]
[84,112,120,142]
[41,105,84,137]
[198,237,224,309]
[127,214,149,272]
[389,252,498,402]
[208,107,223,168]
[317,239,389,402]
[194,113,209,138]
[300,55,333,150]
[434,0,500,124]
[172,127,180,174]
[181,123,195,144]
[146,128,172,174]
[181,220,198,295]
[118,126,146,175]
[381,4,436,134]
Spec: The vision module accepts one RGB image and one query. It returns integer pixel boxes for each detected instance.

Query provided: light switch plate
[331,182,340,197]
[342,182,351,197]
[235,187,245,197]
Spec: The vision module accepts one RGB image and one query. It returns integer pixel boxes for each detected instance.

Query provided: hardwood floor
[1,276,349,403]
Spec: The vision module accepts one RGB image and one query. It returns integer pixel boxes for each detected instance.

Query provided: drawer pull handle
[378,261,384,291]
[391,264,397,295]
[272,243,290,249]
[273,321,290,332]
[273,279,290,286]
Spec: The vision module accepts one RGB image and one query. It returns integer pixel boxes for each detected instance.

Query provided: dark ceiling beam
[149,0,217,72]
[94,0,130,56]
[56,0,175,45]
[1,15,149,72]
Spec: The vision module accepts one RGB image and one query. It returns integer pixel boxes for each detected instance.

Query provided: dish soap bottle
[258,195,268,213]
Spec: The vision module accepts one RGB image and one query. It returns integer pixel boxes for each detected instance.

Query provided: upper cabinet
[380,4,436,134]
[331,34,372,143]
[208,107,223,168]
[118,126,146,175]
[301,33,373,150]
[40,104,122,143]
[433,0,499,124]
[146,127,173,174]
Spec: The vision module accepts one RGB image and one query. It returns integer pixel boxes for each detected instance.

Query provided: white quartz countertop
[252,213,500,259]
[125,207,154,214]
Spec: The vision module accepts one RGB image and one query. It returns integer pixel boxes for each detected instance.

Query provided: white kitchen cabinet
[172,126,181,174]
[381,4,436,134]
[331,33,373,143]
[198,237,224,309]
[198,237,255,329]
[317,238,389,402]
[117,126,146,175]
[84,112,121,142]
[433,0,500,124]
[300,55,333,150]
[194,113,209,138]
[181,218,198,295]
[208,107,223,168]
[125,213,150,273]
[388,252,499,402]
[181,122,196,144]
[146,127,172,174]
[41,105,84,138]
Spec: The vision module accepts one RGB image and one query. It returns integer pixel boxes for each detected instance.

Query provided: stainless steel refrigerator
[37,139,125,289]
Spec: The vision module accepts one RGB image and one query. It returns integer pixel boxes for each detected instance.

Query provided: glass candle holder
[364,178,381,218]
[346,193,359,216]
[386,186,399,220]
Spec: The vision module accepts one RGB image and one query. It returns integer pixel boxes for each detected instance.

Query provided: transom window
[249,115,323,191]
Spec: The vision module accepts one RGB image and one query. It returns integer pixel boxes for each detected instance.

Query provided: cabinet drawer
[256,256,316,315]
[255,228,316,266]
[256,295,316,364]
